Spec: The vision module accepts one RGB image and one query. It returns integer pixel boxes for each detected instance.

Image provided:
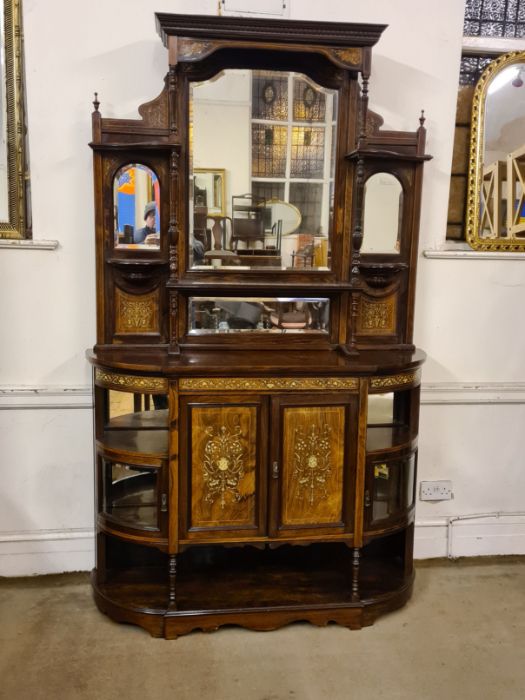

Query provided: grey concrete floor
[0,558,524,700]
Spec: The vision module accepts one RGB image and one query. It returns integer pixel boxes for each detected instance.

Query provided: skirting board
[414,515,525,559]
[1,518,525,576]
[0,530,95,577]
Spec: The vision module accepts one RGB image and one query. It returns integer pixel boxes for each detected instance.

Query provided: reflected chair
[231,194,266,252]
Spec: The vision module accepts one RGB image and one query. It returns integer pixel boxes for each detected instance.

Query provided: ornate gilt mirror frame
[0,0,27,239]
[466,51,525,251]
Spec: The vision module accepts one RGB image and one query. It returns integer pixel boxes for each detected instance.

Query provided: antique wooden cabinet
[88,13,429,638]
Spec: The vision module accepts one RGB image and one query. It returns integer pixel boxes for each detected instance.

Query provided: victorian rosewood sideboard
[88,13,429,638]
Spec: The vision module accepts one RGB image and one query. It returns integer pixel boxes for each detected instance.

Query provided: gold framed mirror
[466,51,525,251]
[0,1,28,239]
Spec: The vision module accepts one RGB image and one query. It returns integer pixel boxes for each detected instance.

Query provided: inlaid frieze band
[95,369,168,393]
[179,377,359,392]
[369,369,421,391]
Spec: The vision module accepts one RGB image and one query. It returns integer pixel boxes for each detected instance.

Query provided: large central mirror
[467,51,525,250]
[189,69,337,270]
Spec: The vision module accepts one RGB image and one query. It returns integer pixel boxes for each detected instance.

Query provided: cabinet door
[269,395,358,538]
[180,395,268,541]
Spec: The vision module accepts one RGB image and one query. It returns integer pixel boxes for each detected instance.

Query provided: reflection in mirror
[113,164,160,250]
[189,69,337,270]
[103,460,158,529]
[367,393,394,424]
[362,173,403,254]
[467,52,525,249]
[188,297,330,334]
[194,169,225,215]
[482,60,525,239]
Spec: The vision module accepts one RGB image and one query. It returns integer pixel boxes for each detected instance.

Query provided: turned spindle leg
[169,554,178,610]
[351,547,360,601]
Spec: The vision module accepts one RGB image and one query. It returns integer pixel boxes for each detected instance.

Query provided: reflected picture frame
[193,168,226,216]
[0,0,28,239]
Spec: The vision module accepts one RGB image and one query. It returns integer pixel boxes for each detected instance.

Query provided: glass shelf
[366,425,412,453]
[107,409,168,431]
[99,430,168,459]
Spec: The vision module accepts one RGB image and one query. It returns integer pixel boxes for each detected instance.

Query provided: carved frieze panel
[328,47,362,68]
[178,38,215,61]
[138,83,169,128]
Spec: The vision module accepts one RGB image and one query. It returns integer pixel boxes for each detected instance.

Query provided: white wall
[2,0,524,575]
[193,70,252,213]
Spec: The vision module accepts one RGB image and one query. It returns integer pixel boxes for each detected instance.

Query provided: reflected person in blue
[134,201,158,244]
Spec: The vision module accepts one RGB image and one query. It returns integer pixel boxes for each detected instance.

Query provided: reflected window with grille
[251,71,337,236]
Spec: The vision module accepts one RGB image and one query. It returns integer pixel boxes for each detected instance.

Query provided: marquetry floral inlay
[121,299,155,331]
[293,424,332,505]
[361,299,395,331]
[203,425,245,509]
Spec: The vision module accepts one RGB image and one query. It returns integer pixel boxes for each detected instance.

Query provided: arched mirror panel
[362,173,403,255]
[467,51,525,250]
[189,69,337,271]
[113,164,161,250]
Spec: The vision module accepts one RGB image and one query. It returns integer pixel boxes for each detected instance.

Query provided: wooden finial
[419,109,426,127]
[93,92,100,112]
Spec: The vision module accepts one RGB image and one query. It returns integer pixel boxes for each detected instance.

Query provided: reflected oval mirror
[113,164,160,249]
[362,173,403,255]
[264,199,301,236]
[189,69,337,271]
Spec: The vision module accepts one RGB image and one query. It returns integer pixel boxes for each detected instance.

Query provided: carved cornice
[179,377,359,392]
[156,13,387,49]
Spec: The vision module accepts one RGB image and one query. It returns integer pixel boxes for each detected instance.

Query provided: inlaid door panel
[270,394,358,537]
[180,395,267,540]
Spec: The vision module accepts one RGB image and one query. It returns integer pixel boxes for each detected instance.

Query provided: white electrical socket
[419,480,453,501]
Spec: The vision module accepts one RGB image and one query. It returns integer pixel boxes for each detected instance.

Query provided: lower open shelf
[93,539,413,638]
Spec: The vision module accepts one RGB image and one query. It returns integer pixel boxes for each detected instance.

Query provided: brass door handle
[272,462,279,479]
